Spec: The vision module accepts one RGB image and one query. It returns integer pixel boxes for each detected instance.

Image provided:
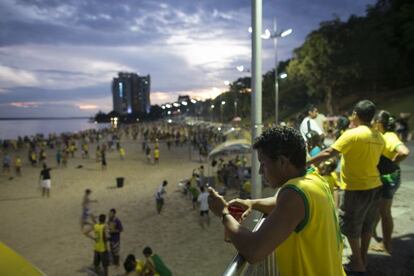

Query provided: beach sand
[0,137,238,275]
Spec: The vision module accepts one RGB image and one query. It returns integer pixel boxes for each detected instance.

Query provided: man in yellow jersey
[208,126,345,276]
[307,100,385,275]
[85,214,109,276]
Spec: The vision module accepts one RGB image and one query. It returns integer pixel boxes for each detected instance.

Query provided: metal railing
[222,217,278,276]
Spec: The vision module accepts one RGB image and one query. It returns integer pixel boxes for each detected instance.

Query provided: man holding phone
[208,127,345,276]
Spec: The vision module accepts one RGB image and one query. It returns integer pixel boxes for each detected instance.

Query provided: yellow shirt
[242,180,252,193]
[154,149,159,158]
[275,173,345,276]
[382,132,403,160]
[94,224,107,252]
[331,125,385,190]
[322,173,340,193]
[15,158,22,167]
[136,260,145,273]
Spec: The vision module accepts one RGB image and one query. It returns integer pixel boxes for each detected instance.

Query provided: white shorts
[42,179,51,189]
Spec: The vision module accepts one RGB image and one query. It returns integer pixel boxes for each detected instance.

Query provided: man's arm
[110,220,123,233]
[144,258,156,273]
[84,227,95,241]
[248,197,277,215]
[227,196,277,219]
[393,144,410,163]
[225,188,305,264]
[103,226,109,246]
[306,147,340,167]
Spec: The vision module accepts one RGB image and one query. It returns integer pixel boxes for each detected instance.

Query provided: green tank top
[151,254,172,276]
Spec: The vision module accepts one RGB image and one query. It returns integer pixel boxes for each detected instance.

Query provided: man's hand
[228,198,252,220]
[208,187,228,217]
[83,228,95,241]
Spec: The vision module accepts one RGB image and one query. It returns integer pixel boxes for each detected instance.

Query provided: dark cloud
[0,85,109,103]
[0,0,377,117]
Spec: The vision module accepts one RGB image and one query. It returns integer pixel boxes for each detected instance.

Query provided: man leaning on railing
[208,126,346,276]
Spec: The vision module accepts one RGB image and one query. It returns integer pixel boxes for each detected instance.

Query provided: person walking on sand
[198,165,205,186]
[81,189,98,231]
[155,180,168,214]
[96,145,101,162]
[145,145,151,164]
[84,214,110,276]
[39,163,52,198]
[101,147,107,170]
[198,186,210,228]
[2,153,11,175]
[108,208,123,266]
[187,181,199,210]
[29,149,37,167]
[55,149,61,167]
[15,155,22,176]
[119,146,125,160]
[153,146,160,164]
[62,148,68,167]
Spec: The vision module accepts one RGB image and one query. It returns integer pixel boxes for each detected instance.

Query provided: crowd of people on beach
[76,123,230,275]
[1,121,228,275]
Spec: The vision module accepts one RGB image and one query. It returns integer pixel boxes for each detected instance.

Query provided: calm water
[0,119,109,140]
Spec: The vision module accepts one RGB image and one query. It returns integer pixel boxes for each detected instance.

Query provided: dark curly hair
[253,126,306,169]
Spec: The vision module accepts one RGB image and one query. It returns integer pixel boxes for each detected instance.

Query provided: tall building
[112,72,151,114]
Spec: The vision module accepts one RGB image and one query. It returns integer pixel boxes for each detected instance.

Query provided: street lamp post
[234,100,238,118]
[273,18,279,125]
[210,104,215,122]
[220,101,226,123]
[270,18,292,125]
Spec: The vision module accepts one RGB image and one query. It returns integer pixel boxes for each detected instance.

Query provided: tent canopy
[208,139,251,159]
[223,128,251,141]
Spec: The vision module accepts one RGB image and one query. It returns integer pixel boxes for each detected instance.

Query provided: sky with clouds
[0,0,376,117]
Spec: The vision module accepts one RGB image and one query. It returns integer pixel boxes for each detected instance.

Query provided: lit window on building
[119,82,123,97]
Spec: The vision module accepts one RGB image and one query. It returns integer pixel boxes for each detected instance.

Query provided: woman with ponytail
[372,110,410,254]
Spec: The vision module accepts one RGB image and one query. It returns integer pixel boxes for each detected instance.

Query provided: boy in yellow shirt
[15,156,22,176]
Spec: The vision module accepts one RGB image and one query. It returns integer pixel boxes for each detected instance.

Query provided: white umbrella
[208,139,251,160]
